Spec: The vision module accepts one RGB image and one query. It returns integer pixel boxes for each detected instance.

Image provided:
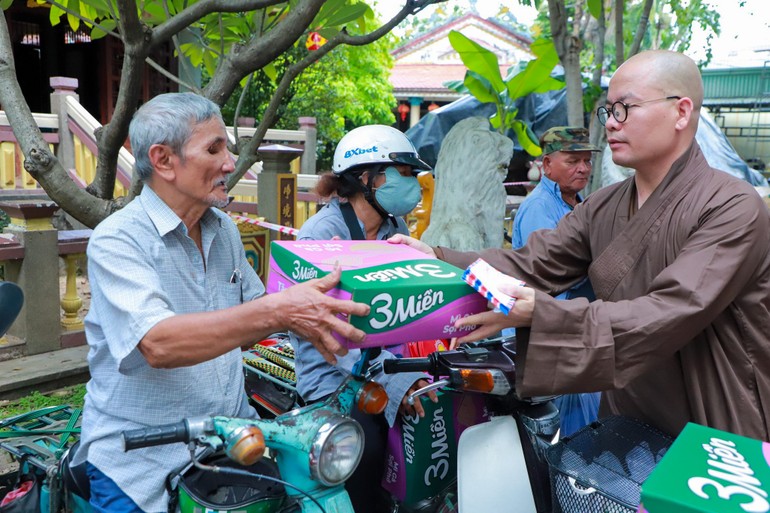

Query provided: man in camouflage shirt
[512,126,600,250]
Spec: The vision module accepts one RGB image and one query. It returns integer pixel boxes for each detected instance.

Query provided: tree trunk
[0,12,112,227]
[614,0,625,66]
[548,0,585,127]
[629,0,654,57]
[587,0,608,194]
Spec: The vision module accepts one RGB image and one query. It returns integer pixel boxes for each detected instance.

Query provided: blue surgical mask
[374,167,421,217]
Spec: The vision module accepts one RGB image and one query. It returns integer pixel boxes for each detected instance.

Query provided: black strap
[340,202,365,240]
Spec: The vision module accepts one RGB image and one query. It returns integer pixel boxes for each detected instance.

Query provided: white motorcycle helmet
[332,125,432,175]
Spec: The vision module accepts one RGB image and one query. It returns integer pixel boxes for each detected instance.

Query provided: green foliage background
[219,34,396,172]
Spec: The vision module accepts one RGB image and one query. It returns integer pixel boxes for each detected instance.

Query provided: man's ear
[541,155,551,177]
[148,144,176,182]
[675,97,695,131]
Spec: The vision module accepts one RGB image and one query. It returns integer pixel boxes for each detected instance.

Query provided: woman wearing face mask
[288,125,437,513]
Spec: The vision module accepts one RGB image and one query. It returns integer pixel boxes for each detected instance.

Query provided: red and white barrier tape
[502,181,536,187]
[230,214,298,237]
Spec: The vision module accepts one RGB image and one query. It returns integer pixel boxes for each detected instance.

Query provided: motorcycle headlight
[309,416,364,486]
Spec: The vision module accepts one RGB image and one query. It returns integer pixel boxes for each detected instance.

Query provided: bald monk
[391,50,770,441]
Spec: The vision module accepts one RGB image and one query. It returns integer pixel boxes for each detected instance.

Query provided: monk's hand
[455,281,535,344]
[387,234,436,258]
[280,265,370,364]
[399,378,438,418]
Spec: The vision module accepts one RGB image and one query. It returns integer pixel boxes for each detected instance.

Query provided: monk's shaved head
[605,50,704,177]
[616,50,704,109]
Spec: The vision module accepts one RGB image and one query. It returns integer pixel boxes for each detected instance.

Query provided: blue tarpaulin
[406,91,767,187]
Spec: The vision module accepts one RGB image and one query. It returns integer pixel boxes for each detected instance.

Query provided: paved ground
[0,345,89,401]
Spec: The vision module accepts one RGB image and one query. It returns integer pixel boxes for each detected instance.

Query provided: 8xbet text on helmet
[344,145,379,159]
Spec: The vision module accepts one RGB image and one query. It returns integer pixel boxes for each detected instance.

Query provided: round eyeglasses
[596,96,681,126]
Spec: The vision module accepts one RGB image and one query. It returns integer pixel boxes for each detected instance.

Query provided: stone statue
[420,116,513,251]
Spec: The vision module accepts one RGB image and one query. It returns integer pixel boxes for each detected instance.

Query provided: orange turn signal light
[459,369,496,393]
[226,425,266,466]
[357,381,389,415]
[458,369,512,395]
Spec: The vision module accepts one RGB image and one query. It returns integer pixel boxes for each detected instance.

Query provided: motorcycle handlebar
[123,420,190,451]
[383,357,432,374]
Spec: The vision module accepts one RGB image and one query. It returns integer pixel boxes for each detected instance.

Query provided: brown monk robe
[393,50,770,442]
[437,139,770,440]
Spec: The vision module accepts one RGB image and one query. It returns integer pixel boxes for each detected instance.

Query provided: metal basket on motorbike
[545,415,673,513]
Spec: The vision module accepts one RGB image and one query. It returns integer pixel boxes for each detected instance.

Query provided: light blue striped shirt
[512,174,594,300]
[76,186,262,512]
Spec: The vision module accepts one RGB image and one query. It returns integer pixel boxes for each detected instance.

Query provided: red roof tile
[391,63,510,93]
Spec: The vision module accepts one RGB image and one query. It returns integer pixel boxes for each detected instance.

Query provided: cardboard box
[381,391,489,504]
[266,240,488,348]
[639,422,770,513]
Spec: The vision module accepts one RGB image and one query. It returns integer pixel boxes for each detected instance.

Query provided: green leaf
[315,0,346,23]
[262,62,278,83]
[77,0,112,12]
[502,107,519,131]
[463,71,500,105]
[49,4,63,26]
[443,79,467,94]
[67,13,80,32]
[0,0,12,9]
[586,0,602,20]
[179,42,204,68]
[324,3,368,28]
[316,27,340,40]
[203,51,218,77]
[90,18,116,39]
[489,111,502,130]
[78,2,96,24]
[512,120,542,157]
[142,3,168,25]
[448,30,505,93]
[506,38,562,99]
[530,38,560,68]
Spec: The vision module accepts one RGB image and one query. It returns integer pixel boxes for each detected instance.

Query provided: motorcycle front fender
[457,415,537,513]
[294,485,356,513]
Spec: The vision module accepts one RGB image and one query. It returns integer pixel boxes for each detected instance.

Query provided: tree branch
[614,0,624,66]
[204,0,327,105]
[151,0,288,43]
[0,12,113,227]
[225,0,445,188]
[88,0,149,200]
[629,0,654,57]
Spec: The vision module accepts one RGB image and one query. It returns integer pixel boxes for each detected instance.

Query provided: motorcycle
[382,331,560,513]
[243,336,466,513]
[0,278,387,513]
[120,347,388,513]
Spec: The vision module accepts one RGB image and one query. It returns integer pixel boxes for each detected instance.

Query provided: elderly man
[513,126,598,302]
[392,50,770,441]
[74,92,369,513]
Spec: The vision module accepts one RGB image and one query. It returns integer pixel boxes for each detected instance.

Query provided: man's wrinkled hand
[387,234,436,258]
[280,266,370,364]
[400,378,438,418]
